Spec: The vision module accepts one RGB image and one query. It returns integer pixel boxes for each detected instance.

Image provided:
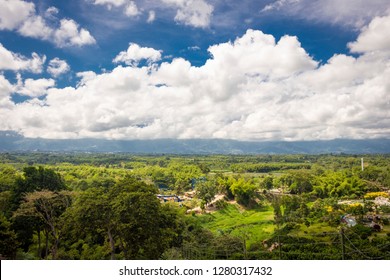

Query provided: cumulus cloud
[0,43,46,73]
[76,71,98,86]
[53,19,96,47]
[162,0,214,28]
[17,78,56,98]
[0,14,389,140]
[0,0,34,30]
[0,0,96,48]
[348,14,390,53]
[0,74,14,109]
[47,58,70,77]
[113,43,162,66]
[261,0,390,28]
[18,15,53,40]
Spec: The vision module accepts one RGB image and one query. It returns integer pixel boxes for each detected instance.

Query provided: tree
[0,191,12,217]
[261,176,274,190]
[0,214,19,259]
[230,177,258,206]
[196,180,217,207]
[10,166,66,211]
[279,170,313,194]
[14,190,72,259]
[0,164,18,192]
[68,176,183,259]
[113,176,180,259]
[68,186,117,259]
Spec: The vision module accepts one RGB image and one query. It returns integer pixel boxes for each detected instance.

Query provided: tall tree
[0,214,19,259]
[69,176,183,259]
[11,166,66,211]
[13,190,72,259]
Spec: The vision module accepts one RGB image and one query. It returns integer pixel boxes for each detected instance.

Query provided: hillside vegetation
[1,153,390,260]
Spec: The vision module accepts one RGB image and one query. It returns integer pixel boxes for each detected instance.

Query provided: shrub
[364,192,389,200]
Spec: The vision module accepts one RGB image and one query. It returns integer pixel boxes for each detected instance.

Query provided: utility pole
[361,158,364,171]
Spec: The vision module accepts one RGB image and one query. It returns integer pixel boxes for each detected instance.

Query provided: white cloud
[261,0,390,28]
[17,78,56,98]
[113,43,162,66]
[162,0,214,28]
[147,10,156,23]
[0,43,46,73]
[188,45,200,51]
[348,14,390,53]
[1,14,389,140]
[0,0,96,48]
[261,0,301,12]
[0,74,14,109]
[18,15,53,40]
[54,19,96,47]
[45,6,59,17]
[0,0,34,30]
[93,0,126,9]
[92,0,141,17]
[125,1,141,16]
[76,71,98,86]
[47,58,70,77]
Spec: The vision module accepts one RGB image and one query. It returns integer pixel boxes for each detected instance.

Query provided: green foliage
[13,190,73,259]
[196,180,217,206]
[215,199,228,210]
[260,175,274,190]
[10,166,66,211]
[312,170,367,198]
[64,176,184,259]
[0,164,18,192]
[0,214,19,259]
[0,191,12,217]
[230,177,257,206]
[277,170,313,194]
[197,204,274,249]
[1,153,390,260]
[231,163,311,173]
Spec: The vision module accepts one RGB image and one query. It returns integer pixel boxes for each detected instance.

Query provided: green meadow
[197,204,275,247]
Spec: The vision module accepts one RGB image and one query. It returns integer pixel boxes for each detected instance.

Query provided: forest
[1,152,390,260]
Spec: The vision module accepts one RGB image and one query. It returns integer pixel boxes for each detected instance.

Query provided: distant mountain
[0,131,389,154]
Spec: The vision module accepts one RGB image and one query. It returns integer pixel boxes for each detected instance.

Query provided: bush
[215,199,228,210]
[364,192,389,200]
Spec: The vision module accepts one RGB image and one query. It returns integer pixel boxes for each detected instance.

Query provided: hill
[0,131,389,154]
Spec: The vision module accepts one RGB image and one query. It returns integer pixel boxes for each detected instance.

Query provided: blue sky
[0,0,389,141]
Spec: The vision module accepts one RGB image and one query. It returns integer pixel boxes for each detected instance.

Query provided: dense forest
[1,153,390,260]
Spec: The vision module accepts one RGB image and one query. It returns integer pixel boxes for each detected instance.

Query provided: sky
[0,0,389,141]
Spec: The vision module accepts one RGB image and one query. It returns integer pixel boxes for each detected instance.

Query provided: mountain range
[0,131,389,154]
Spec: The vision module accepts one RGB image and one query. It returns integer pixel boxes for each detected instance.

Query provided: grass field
[197,203,275,248]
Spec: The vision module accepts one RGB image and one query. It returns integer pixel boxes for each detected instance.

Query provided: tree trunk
[51,237,59,260]
[50,227,59,260]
